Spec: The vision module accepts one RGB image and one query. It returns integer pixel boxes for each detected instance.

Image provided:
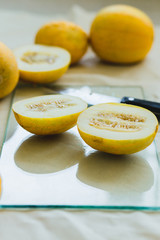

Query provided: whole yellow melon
[90,5,154,64]
[35,21,88,64]
[0,42,19,99]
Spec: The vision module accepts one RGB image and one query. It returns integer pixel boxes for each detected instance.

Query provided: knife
[46,86,160,120]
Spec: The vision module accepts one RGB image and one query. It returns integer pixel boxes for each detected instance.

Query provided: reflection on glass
[77,151,154,193]
[14,132,84,174]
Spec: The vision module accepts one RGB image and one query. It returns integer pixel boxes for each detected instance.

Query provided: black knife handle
[121,97,160,120]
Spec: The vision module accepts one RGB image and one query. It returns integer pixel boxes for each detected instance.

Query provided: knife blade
[46,86,160,120]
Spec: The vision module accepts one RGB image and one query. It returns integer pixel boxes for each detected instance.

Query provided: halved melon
[77,103,158,155]
[12,95,87,135]
[14,44,71,83]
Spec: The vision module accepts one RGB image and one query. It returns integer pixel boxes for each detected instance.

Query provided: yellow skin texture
[0,42,19,98]
[90,5,154,64]
[19,63,70,84]
[78,128,158,155]
[35,21,88,64]
[13,111,84,135]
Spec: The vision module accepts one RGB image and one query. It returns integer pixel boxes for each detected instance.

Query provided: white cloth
[1,209,160,240]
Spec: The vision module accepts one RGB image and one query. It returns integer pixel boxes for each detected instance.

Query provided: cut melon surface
[12,95,87,135]
[77,103,158,154]
[14,44,71,83]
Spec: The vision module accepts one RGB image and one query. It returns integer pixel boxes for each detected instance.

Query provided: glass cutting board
[0,84,160,210]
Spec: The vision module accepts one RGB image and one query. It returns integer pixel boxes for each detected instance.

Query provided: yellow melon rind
[0,42,19,99]
[14,111,82,135]
[78,127,158,155]
[19,63,70,84]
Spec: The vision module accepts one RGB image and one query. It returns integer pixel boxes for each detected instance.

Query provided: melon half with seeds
[77,103,158,155]
[12,95,87,135]
[14,44,71,83]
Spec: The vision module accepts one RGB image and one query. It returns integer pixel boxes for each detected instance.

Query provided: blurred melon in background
[90,5,154,64]
[35,21,88,64]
